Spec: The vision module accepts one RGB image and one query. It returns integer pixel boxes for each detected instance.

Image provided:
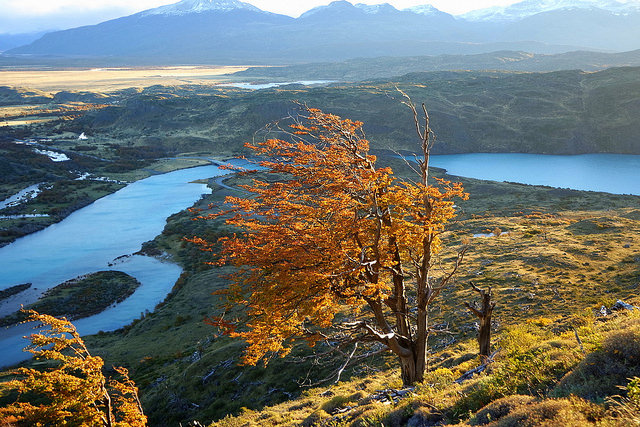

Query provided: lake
[428,153,640,195]
[218,80,335,90]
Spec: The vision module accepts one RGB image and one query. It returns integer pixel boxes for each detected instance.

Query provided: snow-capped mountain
[461,0,640,22]
[354,3,399,14]
[404,4,445,16]
[143,0,260,16]
[7,0,640,63]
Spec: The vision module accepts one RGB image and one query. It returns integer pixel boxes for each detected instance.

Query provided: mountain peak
[354,3,399,14]
[300,1,359,18]
[404,4,443,16]
[143,0,261,16]
[460,0,640,22]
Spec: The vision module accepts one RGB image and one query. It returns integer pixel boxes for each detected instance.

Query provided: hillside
[237,49,640,81]
[1,74,639,425]
[79,154,640,425]
[16,66,637,156]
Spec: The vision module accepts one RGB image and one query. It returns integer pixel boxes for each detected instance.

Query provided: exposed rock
[599,305,612,316]
[611,299,635,311]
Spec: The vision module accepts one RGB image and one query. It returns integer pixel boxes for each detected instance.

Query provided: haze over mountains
[4,0,640,64]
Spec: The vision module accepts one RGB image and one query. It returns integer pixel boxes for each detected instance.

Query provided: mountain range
[4,0,640,64]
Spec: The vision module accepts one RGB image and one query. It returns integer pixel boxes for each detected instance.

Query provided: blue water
[428,153,640,195]
[219,80,335,90]
[0,164,229,367]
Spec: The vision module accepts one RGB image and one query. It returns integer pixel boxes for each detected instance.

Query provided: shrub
[488,397,603,427]
[554,324,640,400]
[469,395,536,425]
[418,368,456,392]
[301,409,330,427]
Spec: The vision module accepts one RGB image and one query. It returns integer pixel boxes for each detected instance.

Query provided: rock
[190,350,202,362]
[612,299,635,311]
[599,305,612,316]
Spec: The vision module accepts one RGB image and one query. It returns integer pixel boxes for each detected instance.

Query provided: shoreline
[0,156,231,248]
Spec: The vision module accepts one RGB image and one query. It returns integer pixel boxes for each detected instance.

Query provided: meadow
[0,66,249,93]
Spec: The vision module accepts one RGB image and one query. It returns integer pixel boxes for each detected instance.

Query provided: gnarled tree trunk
[465,284,495,359]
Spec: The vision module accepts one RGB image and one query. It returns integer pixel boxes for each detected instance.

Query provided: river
[0,163,230,368]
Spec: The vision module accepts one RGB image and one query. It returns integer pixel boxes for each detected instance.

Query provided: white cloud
[0,0,175,33]
[0,0,172,16]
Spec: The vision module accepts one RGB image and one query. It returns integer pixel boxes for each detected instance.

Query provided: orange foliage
[190,106,468,385]
[0,310,146,426]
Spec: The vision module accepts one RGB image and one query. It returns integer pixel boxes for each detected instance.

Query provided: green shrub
[417,368,456,393]
[627,377,640,402]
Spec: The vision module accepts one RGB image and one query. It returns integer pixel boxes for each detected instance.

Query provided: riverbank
[0,156,221,247]
[0,161,237,368]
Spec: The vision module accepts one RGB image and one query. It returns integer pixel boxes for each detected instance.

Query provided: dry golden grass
[0,117,58,126]
[0,66,249,93]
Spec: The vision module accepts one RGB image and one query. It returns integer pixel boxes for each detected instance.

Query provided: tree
[0,310,146,427]
[465,283,496,359]
[192,103,468,386]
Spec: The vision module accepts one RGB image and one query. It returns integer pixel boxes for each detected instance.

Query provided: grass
[71,156,640,426]
[206,312,640,427]
[0,66,249,93]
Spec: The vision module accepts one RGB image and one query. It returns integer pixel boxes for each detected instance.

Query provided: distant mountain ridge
[5,0,640,63]
[237,49,640,81]
[460,0,640,22]
[142,0,261,16]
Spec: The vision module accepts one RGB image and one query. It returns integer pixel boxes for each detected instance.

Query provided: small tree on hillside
[0,310,146,426]
[191,103,468,386]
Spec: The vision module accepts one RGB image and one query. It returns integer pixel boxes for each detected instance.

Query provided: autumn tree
[0,310,146,427]
[192,102,468,386]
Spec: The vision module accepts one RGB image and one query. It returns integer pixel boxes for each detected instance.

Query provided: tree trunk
[465,284,495,360]
[399,353,425,387]
[478,311,492,357]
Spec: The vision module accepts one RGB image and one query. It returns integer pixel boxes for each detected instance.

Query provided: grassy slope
[49,66,640,156]
[81,155,640,426]
[235,49,640,81]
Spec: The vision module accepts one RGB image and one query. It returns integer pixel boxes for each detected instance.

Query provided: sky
[0,0,637,34]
